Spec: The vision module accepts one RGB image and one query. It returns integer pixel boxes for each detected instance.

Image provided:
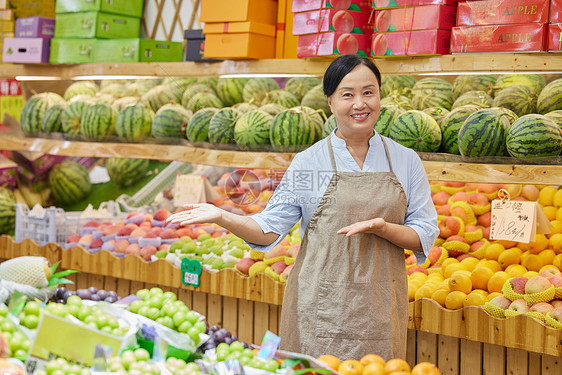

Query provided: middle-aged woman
[168,54,439,360]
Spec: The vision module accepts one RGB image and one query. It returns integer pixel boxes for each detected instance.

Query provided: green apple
[0,320,14,333]
[229,249,244,258]
[147,307,161,320]
[134,348,151,362]
[216,349,229,361]
[216,342,230,353]
[107,316,119,329]
[187,326,200,343]
[0,304,8,317]
[12,348,27,358]
[185,311,199,324]
[150,287,164,295]
[197,233,211,242]
[263,358,280,372]
[193,320,206,333]
[101,326,113,334]
[67,304,81,318]
[128,300,145,314]
[184,363,199,372]
[241,348,255,359]
[239,356,252,366]
[66,295,83,307]
[229,341,245,352]
[138,306,150,317]
[148,296,164,309]
[121,350,136,370]
[172,311,187,327]
[227,351,242,360]
[162,303,178,318]
[181,242,197,254]
[78,305,93,321]
[137,289,150,299]
[160,316,175,329]
[163,291,177,302]
[177,320,192,333]
[24,301,41,316]
[249,358,266,370]
[94,314,109,328]
[21,314,39,329]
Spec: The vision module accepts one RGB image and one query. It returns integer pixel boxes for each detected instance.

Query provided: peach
[547,275,562,288]
[116,226,134,237]
[521,185,540,201]
[500,184,522,198]
[551,306,562,322]
[140,246,158,261]
[149,227,163,237]
[468,193,489,206]
[125,243,141,255]
[102,225,119,236]
[478,183,501,195]
[375,10,390,32]
[130,228,147,238]
[482,226,491,240]
[439,216,463,238]
[436,204,451,216]
[489,295,512,309]
[371,33,388,56]
[160,229,179,240]
[126,213,145,225]
[525,276,552,294]
[264,244,288,259]
[83,220,99,228]
[153,208,171,221]
[331,0,352,9]
[456,254,473,262]
[477,212,491,227]
[540,268,562,278]
[67,234,81,243]
[270,261,288,275]
[374,0,391,7]
[281,264,294,280]
[89,238,103,249]
[432,191,451,206]
[332,10,354,33]
[144,213,153,222]
[428,247,444,265]
[530,302,554,314]
[78,234,93,245]
[465,183,479,192]
[450,206,472,224]
[114,239,130,253]
[407,266,428,276]
[176,227,194,238]
[158,244,170,252]
[236,258,256,275]
[406,253,417,265]
[287,243,300,258]
[551,299,562,309]
[449,192,469,203]
[125,223,139,231]
[510,276,528,294]
[336,33,359,55]
[508,299,530,312]
[469,240,486,254]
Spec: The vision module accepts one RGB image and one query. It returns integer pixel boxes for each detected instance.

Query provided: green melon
[105,158,150,187]
[186,92,223,112]
[439,105,480,155]
[124,80,159,97]
[64,81,99,101]
[232,102,259,113]
[452,75,496,100]
[216,78,249,107]
[422,107,449,126]
[291,106,325,134]
[493,85,537,117]
[0,187,15,234]
[185,107,218,142]
[375,105,403,136]
[141,85,183,112]
[61,101,91,135]
[457,108,511,157]
[163,77,199,92]
[40,103,66,133]
[112,96,141,113]
[234,110,274,147]
[197,77,219,92]
[261,90,300,108]
[323,115,337,138]
[380,93,413,110]
[208,108,241,144]
[259,103,286,116]
[99,83,126,98]
[284,77,321,101]
[20,92,65,134]
[389,110,442,152]
[301,85,331,117]
[49,160,91,205]
[506,114,562,158]
[242,78,279,104]
[115,104,154,139]
[452,91,493,110]
[537,78,562,114]
[545,110,562,130]
[81,103,117,139]
[181,84,215,107]
[411,78,453,98]
[152,104,193,139]
[412,89,453,111]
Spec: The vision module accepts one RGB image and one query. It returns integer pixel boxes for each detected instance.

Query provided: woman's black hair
[322,54,382,97]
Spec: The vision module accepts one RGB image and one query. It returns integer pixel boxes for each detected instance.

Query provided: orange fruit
[523,271,540,279]
[550,220,562,236]
[445,290,467,310]
[317,355,341,372]
[384,358,410,374]
[483,259,502,273]
[553,254,562,270]
[521,254,543,272]
[557,207,562,222]
[441,258,459,276]
[448,271,472,294]
[543,206,558,221]
[538,249,556,266]
[362,362,385,375]
[505,264,527,278]
[463,292,487,307]
[408,283,419,302]
[339,360,364,375]
[460,257,479,272]
[443,263,468,279]
[411,362,440,375]
[471,266,494,290]
[360,354,385,367]
[529,234,549,254]
[487,271,509,293]
[415,285,436,301]
[484,243,505,261]
[431,289,449,307]
[539,186,557,206]
[553,188,562,207]
[498,248,521,269]
[549,233,562,253]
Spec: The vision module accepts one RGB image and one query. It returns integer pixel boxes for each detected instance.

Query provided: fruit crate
[14,201,125,247]
[116,161,192,212]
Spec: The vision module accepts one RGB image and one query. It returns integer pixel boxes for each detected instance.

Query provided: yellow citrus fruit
[408,283,419,302]
[317,355,341,371]
[445,290,467,310]
[338,360,364,375]
[553,254,562,270]
[557,207,562,222]
[517,241,530,251]
[384,359,410,374]
[431,289,449,307]
[463,292,487,307]
[441,258,460,276]
[549,233,562,253]
[362,362,385,375]
[529,234,549,254]
[487,292,503,301]
[523,271,540,279]
[471,289,489,297]
[505,264,528,278]
[411,362,440,375]
[415,285,436,301]
[521,254,543,272]
[484,260,502,273]
[449,271,473,294]
[553,189,562,207]
[487,271,510,293]
[460,257,480,271]
[543,206,558,221]
[360,354,385,367]
[484,243,505,261]
[443,263,469,279]
[538,249,556,266]
[498,248,521,269]
[539,186,558,206]
[550,220,562,236]
[471,266,495,290]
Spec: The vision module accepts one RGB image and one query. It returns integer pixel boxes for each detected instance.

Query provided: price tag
[257,330,282,360]
[181,258,202,288]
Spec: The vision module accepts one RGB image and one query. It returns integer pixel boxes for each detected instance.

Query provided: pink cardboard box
[11,151,66,175]
[297,31,371,57]
[371,0,459,9]
[451,23,547,53]
[547,22,562,51]
[15,17,55,38]
[552,0,562,22]
[2,37,50,63]
[293,8,372,35]
[292,0,372,12]
[0,155,17,190]
[457,0,550,26]
[371,29,451,56]
[374,5,457,32]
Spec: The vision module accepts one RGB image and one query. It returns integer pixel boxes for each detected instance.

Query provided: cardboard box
[293,9,373,35]
[293,0,372,12]
[183,29,219,61]
[371,29,450,56]
[94,38,183,63]
[15,17,55,38]
[0,0,7,9]
[457,0,550,26]
[372,0,458,9]
[451,23,547,53]
[55,0,144,18]
[0,9,12,20]
[2,37,50,63]
[547,22,562,51]
[17,166,49,193]
[10,0,55,18]
[374,5,457,32]
[200,0,278,25]
[0,79,24,127]
[0,156,17,189]
[0,20,14,33]
[11,151,66,175]
[203,21,276,59]
[297,31,371,57]
[49,38,95,64]
[276,0,298,58]
[552,0,562,22]
[54,12,141,39]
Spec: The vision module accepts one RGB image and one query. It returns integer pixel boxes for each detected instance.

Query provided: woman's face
[327,64,381,137]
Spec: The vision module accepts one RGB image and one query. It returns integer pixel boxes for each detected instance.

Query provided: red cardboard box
[371,0,458,9]
[297,31,371,57]
[371,29,451,56]
[451,23,547,53]
[552,0,562,22]
[374,5,457,32]
[457,0,549,26]
[547,22,562,51]
[293,0,372,12]
[293,9,372,35]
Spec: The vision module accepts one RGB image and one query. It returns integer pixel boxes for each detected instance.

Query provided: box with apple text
[451,23,547,53]
[547,23,562,51]
[293,0,372,12]
[552,0,562,22]
[374,4,457,32]
[371,29,451,56]
[297,31,371,57]
[456,0,550,26]
[371,0,459,9]
[293,8,373,35]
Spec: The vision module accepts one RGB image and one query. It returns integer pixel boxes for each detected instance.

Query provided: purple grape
[231,335,238,342]
[63,290,75,301]
[210,325,220,332]
[224,337,232,345]
[76,289,92,300]
[88,287,98,294]
[108,291,118,298]
[56,299,65,304]
[97,290,108,300]
[90,294,101,301]
[243,342,251,349]
[104,296,117,303]
[214,330,226,342]
[55,287,67,299]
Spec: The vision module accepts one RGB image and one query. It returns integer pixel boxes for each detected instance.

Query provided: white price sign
[490,199,552,243]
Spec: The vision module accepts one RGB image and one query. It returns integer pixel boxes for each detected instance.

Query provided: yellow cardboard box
[203,21,276,59]
[0,21,13,33]
[0,9,12,21]
[0,0,7,9]
[276,0,298,58]
[201,0,277,25]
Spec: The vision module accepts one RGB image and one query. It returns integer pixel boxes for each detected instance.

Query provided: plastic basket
[117,161,192,212]
[14,201,125,246]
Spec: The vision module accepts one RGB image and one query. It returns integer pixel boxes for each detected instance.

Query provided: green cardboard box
[50,38,96,64]
[54,12,140,39]
[55,0,144,18]
[94,38,183,62]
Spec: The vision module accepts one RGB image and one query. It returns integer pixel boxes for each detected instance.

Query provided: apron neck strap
[327,132,395,173]
[380,135,395,174]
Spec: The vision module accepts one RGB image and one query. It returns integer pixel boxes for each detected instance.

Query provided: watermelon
[234,110,274,148]
[242,78,279,103]
[112,96,141,113]
[323,115,337,137]
[0,187,15,234]
[105,158,150,187]
[198,77,219,92]
[380,93,413,110]
[61,101,91,135]
[301,85,332,117]
[181,84,215,107]
[20,92,65,134]
[232,102,259,113]
[412,89,453,111]
[452,75,496,100]
[412,78,453,98]
[545,110,562,129]
[537,78,562,114]
[270,108,320,151]
[40,103,66,133]
[91,93,116,105]
[185,107,218,142]
[284,77,321,101]
[208,108,240,144]
[124,80,158,97]
[375,105,403,136]
[506,114,562,158]
[291,106,325,133]
[389,110,442,152]
[99,83,126,98]
[422,107,449,126]
[493,74,545,97]
[152,104,193,139]
[491,107,519,125]
[64,81,98,101]
[141,85,183,112]
[186,92,223,112]
[81,103,117,139]
[115,104,154,139]
[381,75,416,98]
[100,79,132,89]
[49,160,91,205]
[261,90,300,108]
[457,108,511,157]
[216,78,249,107]
[439,105,480,155]
[259,103,286,116]
[492,85,537,117]
[452,91,493,110]
[163,77,198,92]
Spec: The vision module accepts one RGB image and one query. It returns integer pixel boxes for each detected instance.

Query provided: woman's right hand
[166,204,224,227]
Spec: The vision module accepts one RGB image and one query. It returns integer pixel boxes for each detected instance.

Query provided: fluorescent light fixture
[418,71,562,76]
[72,75,162,80]
[16,76,61,81]
[219,73,319,78]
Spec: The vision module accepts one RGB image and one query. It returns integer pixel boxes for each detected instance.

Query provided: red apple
[477,212,492,227]
[432,191,451,206]
[547,275,562,288]
[550,306,562,322]
[140,246,158,261]
[541,268,562,278]
[428,246,444,265]
[67,234,81,243]
[530,302,554,315]
[525,276,552,294]
[270,261,288,275]
[510,277,528,294]
[407,266,428,276]
[521,185,540,201]
[449,192,469,203]
[439,216,463,238]
[236,258,256,275]
[508,299,530,312]
[436,204,451,216]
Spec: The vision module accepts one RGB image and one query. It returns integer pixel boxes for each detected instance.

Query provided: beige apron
[279,134,409,361]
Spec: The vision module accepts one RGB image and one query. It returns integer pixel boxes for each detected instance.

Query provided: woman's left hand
[337,218,386,237]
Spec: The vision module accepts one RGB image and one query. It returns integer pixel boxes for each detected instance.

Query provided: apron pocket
[315,280,391,340]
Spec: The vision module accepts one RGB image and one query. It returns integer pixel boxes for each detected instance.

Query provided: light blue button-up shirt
[247,130,439,264]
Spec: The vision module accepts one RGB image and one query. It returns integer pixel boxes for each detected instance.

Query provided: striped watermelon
[186,92,223,112]
[208,108,240,144]
[49,160,91,205]
[152,104,193,139]
[234,110,274,148]
[81,103,117,139]
[242,78,279,103]
[232,102,259,113]
[141,85,183,112]
[198,77,219,92]
[261,90,300,108]
[115,104,154,139]
[92,93,116,105]
[292,106,325,134]
[20,92,65,134]
[375,105,403,136]
[64,81,99,101]
[545,110,562,129]
[40,103,66,133]
[323,115,337,137]
[493,74,545,97]
[61,101,91,135]
[422,107,449,126]
[537,78,562,114]
[301,85,332,117]
[492,85,537,117]
[412,78,453,98]
[124,80,159,97]
[439,105,480,155]
[105,158,150,187]
[181,84,215,108]
[412,89,453,111]
[99,83,126,98]
[100,79,132,90]
[491,107,519,125]
[163,77,198,92]
[506,114,562,158]
[381,75,416,99]
[452,91,493,110]
[452,75,496,100]
[284,77,321,101]
[259,103,286,116]
[457,108,511,157]
[216,78,249,107]
[112,96,141,113]
[380,93,413,110]
[389,110,442,152]
[270,108,320,152]
[185,107,218,142]
[0,187,15,234]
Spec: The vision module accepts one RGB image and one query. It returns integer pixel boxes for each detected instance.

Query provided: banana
[12,188,27,205]
[19,184,43,207]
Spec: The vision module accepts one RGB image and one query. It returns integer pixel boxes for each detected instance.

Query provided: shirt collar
[331,128,379,149]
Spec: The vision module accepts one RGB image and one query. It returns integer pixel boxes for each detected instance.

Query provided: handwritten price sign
[490,199,552,244]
